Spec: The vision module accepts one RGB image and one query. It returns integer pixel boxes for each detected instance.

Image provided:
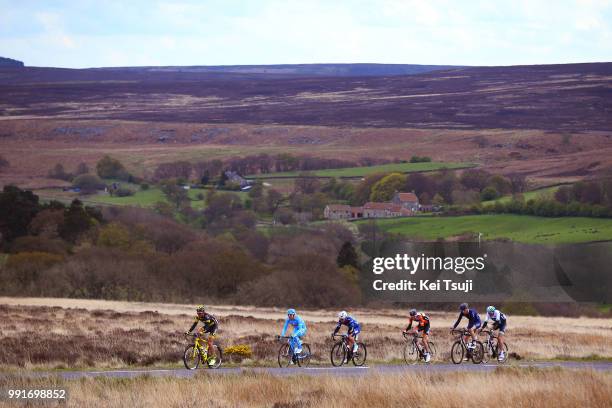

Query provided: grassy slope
[482,185,562,205]
[361,214,612,244]
[248,162,474,178]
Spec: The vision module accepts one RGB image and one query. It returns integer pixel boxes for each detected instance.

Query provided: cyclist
[451,303,481,351]
[185,305,218,364]
[332,311,361,361]
[403,308,431,362]
[480,305,507,361]
[280,308,307,360]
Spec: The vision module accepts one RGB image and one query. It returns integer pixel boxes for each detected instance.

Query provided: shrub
[481,186,499,201]
[96,155,130,180]
[115,187,134,197]
[73,174,105,194]
[409,156,432,163]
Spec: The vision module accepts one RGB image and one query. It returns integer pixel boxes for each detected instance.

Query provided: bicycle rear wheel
[427,342,436,362]
[352,342,367,366]
[207,345,223,369]
[451,341,464,364]
[330,342,346,367]
[297,343,311,368]
[482,341,493,363]
[471,341,485,364]
[183,345,201,370]
[403,342,417,365]
[278,343,293,368]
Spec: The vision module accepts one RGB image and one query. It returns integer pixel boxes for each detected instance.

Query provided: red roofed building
[392,192,420,211]
[324,204,352,220]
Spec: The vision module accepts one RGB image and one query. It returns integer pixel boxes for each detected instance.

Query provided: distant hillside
[0,62,610,131]
[0,57,24,68]
[94,63,460,77]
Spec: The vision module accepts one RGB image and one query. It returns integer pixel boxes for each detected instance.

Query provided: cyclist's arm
[452,313,462,329]
[280,318,289,337]
[208,315,219,334]
[406,318,413,331]
[187,319,198,333]
[332,321,342,335]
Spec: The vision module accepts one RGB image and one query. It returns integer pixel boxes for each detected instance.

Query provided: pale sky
[1,0,611,68]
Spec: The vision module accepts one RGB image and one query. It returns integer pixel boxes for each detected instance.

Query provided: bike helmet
[486,305,496,314]
[196,305,206,313]
[409,309,417,316]
[338,311,348,320]
[287,308,296,316]
[459,303,468,311]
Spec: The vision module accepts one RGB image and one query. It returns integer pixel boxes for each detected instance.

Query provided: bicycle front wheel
[496,343,509,363]
[207,345,223,369]
[482,341,493,363]
[352,342,367,366]
[471,341,485,364]
[297,343,311,368]
[451,341,464,364]
[183,345,201,370]
[278,343,292,368]
[330,342,346,367]
[403,342,417,365]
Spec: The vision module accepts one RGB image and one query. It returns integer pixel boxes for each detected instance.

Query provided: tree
[337,241,359,268]
[96,155,130,180]
[72,174,105,194]
[58,200,95,243]
[294,174,321,194]
[48,163,72,181]
[480,186,499,201]
[0,186,40,242]
[460,169,491,191]
[370,173,406,202]
[266,189,284,213]
[354,173,386,205]
[161,181,189,210]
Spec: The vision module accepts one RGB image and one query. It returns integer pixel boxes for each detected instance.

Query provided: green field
[482,185,563,205]
[248,162,475,179]
[358,214,612,244]
[37,187,247,210]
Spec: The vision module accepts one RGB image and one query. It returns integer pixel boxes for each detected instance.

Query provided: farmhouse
[391,192,419,211]
[324,193,416,220]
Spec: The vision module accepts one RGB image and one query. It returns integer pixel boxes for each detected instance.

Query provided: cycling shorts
[418,323,431,335]
[494,319,506,334]
[467,320,482,330]
[348,327,361,339]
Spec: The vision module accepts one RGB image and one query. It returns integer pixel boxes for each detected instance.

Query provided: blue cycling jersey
[334,316,361,334]
[281,315,307,337]
[453,308,481,329]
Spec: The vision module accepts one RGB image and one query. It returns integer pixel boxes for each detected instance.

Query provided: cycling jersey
[188,313,218,335]
[334,316,361,336]
[407,313,430,333]
[453,308,481,330]
[483,310,507,333]
[281,314,307,352]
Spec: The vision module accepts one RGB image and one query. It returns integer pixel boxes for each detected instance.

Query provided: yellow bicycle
[183,333,223,369]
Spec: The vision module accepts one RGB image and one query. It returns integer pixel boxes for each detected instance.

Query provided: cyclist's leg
[421,326,430,353]
[350,330,360,352]
[293,328,306,352]
[497,320,506,355]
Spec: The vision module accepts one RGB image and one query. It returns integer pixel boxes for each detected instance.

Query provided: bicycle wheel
[297,343,311,368]
[278,343,293,368]
[427,342,436,361]
[403,342,418,365]
[352,342,367,366]
[471,341,485,364]
[206,345,223,369]
[482,341,493,363]
[183,345,201,370]
[495,343,509,363]
[330,342,346,367]
[451,341,464,364]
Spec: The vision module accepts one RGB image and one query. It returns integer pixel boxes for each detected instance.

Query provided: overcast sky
[1,0,611,68]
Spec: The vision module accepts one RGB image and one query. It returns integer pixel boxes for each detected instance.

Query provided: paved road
[22,361,612,380]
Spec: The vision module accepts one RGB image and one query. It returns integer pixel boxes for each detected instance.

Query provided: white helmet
[338,311,348,320]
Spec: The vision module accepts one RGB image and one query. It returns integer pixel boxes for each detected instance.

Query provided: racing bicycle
[277,336,312,368]
[183,333,223,369]
[450,329,484,364]
[330,334,367,367]
[481,329,509,363]
[402,332,436,364]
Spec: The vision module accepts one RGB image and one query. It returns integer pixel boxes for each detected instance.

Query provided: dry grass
[1,368,611,407]
[0,299,610,369]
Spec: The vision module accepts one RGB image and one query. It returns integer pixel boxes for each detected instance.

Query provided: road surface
[17,361,612,380]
